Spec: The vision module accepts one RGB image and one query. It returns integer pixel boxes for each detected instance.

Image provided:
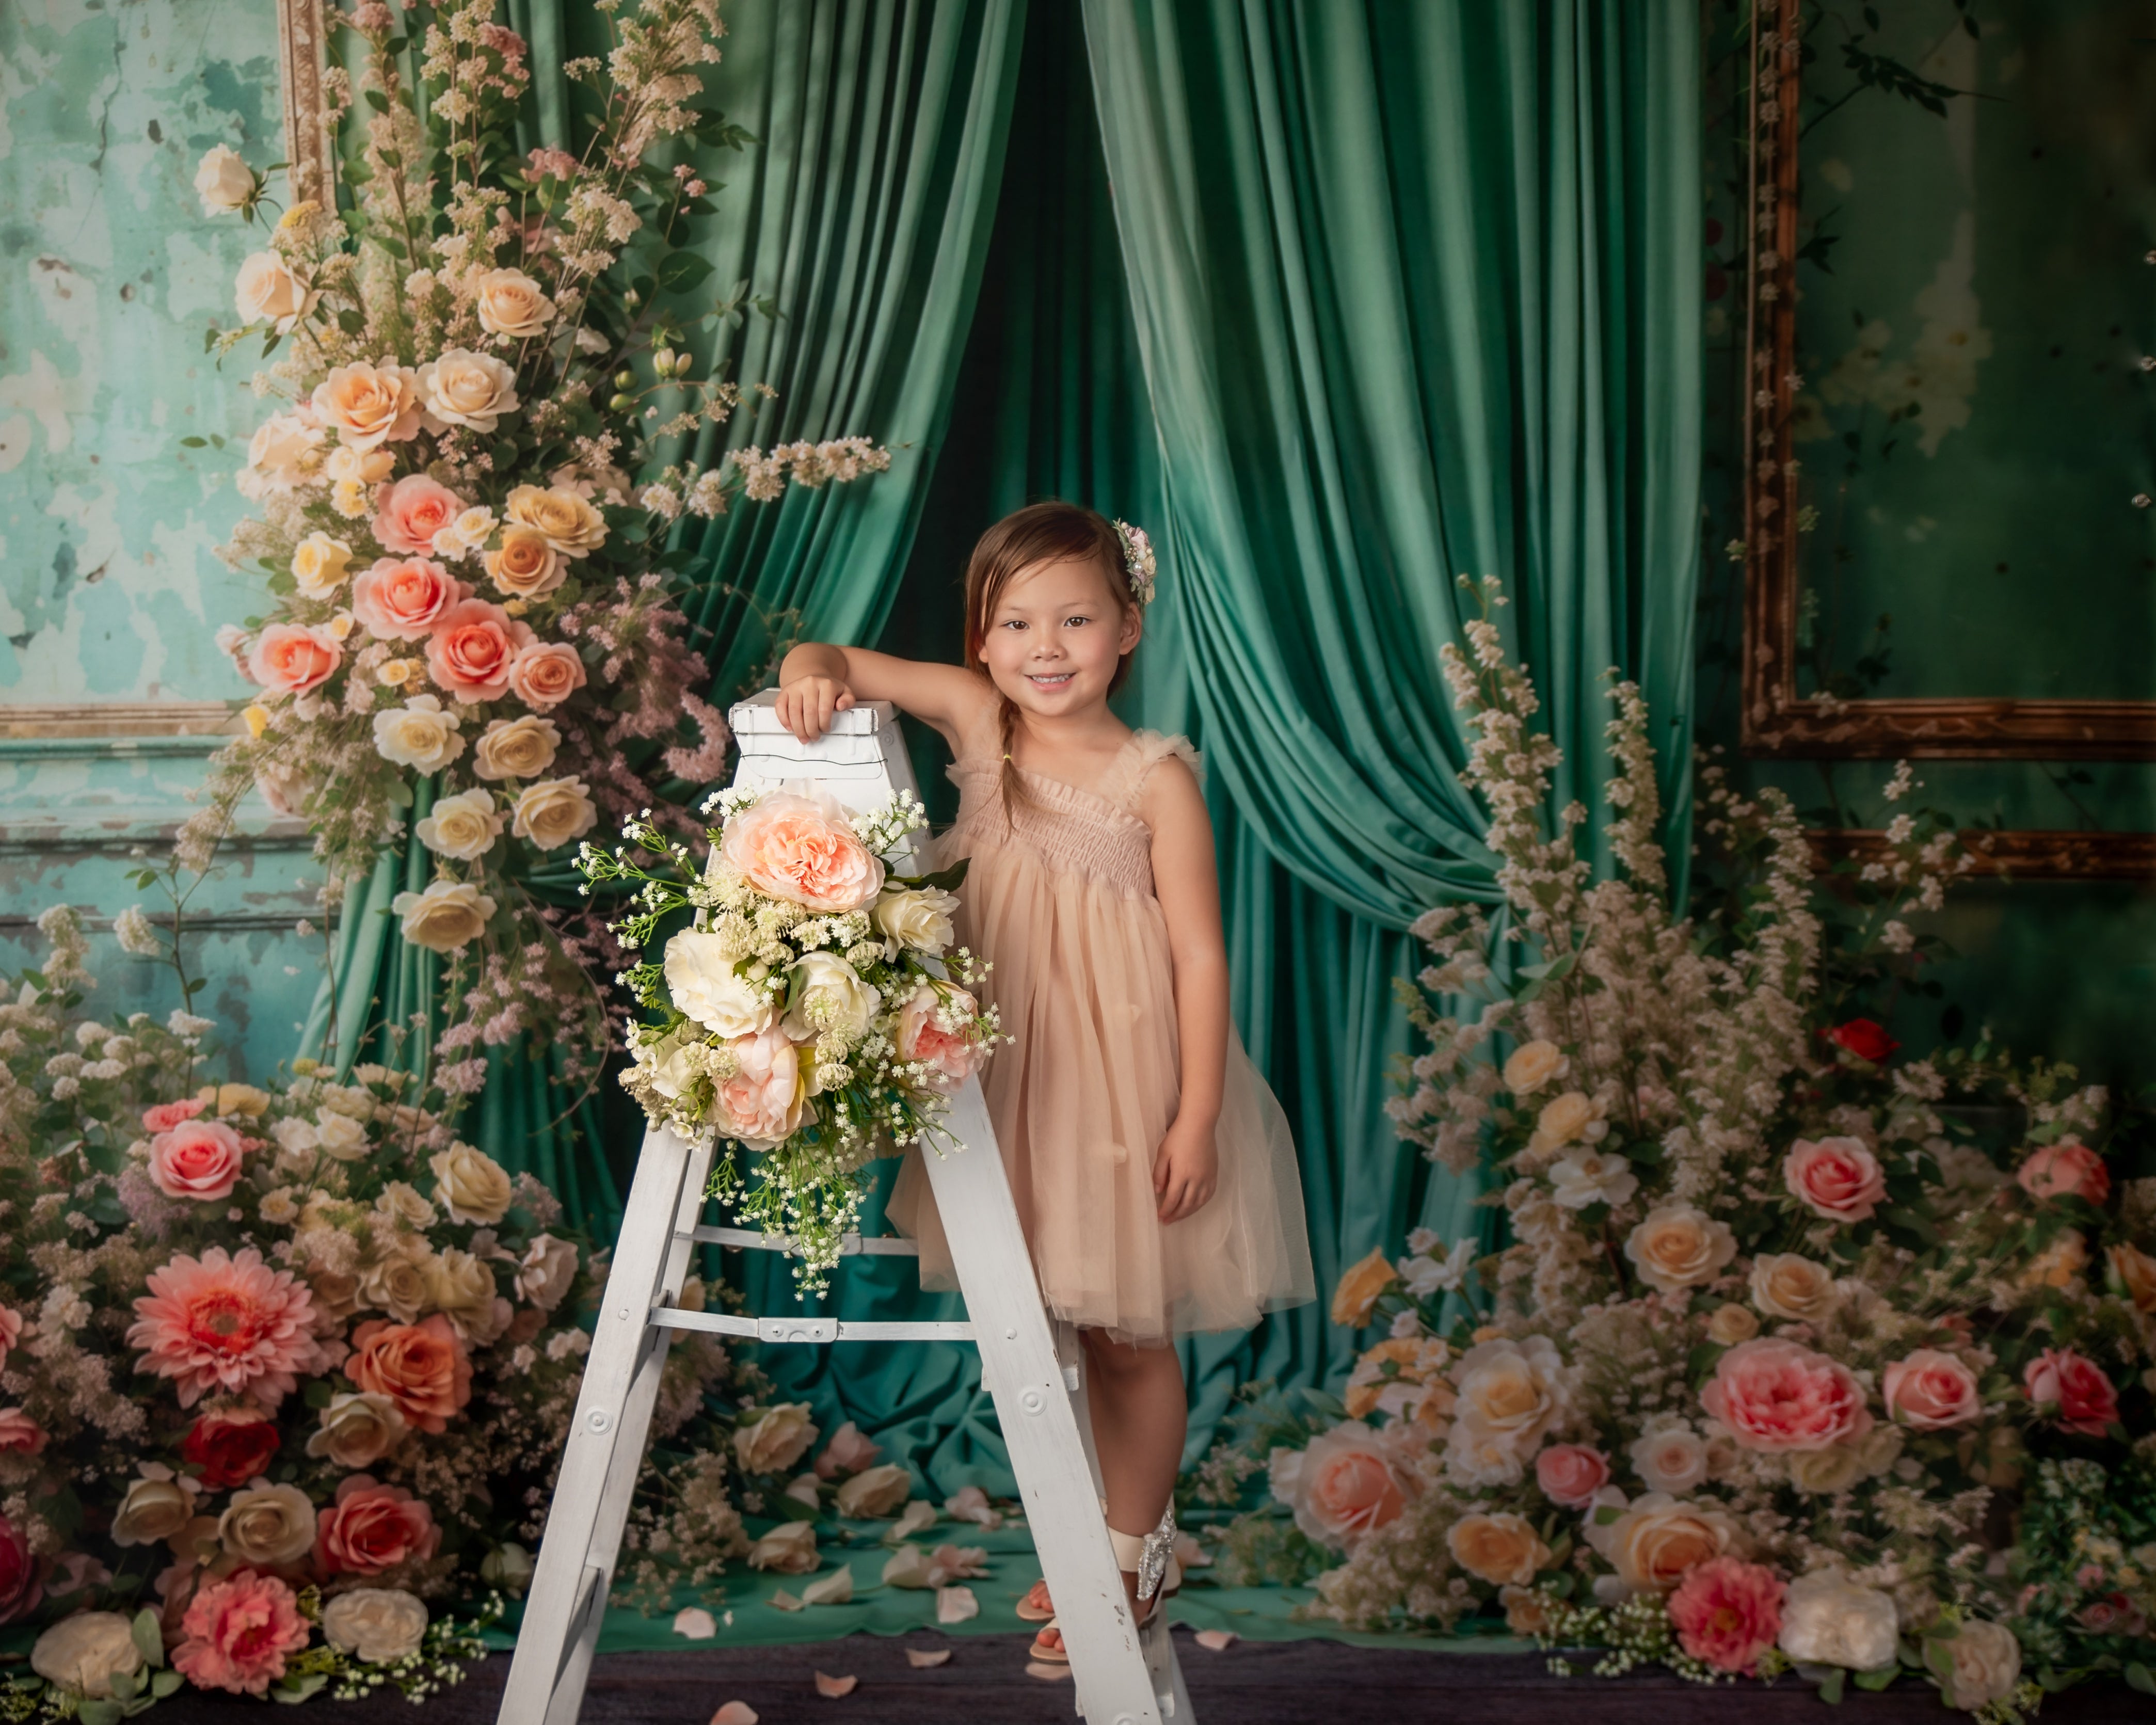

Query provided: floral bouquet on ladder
[179,0,888,1089]
[1212,579,2154,1716]
[577,786,1003,1291]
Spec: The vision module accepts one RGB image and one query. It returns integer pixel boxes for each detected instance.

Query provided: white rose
[1548,1149,1639,1211]
[392,880,497,952]
[834,1464,913,1519]
[1930,1619,2021,1712]
[480,1543,535,1596]
[307,1392,408,1470]
[430,1141,513,1225]
[664,932,776,1038]
[514,1235,578,1312]
[1623,1204,1739,1294]
[1627,1424,1709,1494]
[781,951,882,1043]
[430,506,499,561]
[293,532,356,599]
[734,1403,819,1476]
[218,1482,317,1568]
[30,1614,144,1700]
[510,777,598,852]
[1502,1040,1569,1094]
[1750,1253,1839,1322]
[235,251,316,332]
[417,789,504,862]
[314,1110,372,1161]
[472,267,555,339]
[1779,1570,1899,1670]
[474,715,562,781]
[322,1588,429,1663]
[872,886,959,956]
[271,1114,320,1164]
[418,347,520,433]
[373,694,466,772]
[194,144,257,214]
[110,1468,197,1547]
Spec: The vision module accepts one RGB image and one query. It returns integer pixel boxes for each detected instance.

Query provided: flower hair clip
[1113,519,1158,608]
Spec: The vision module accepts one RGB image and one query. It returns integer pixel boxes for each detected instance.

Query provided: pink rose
[712,1025,806,1146]
[371,473,466,555]
[1881,1349,1981,1430]
[1535,1444,1611,1511]
[1279,1423,1409,1552]
[1701,1338,1872,1453]
[1668,1556,1785,1675]
[313,1474,441,1576]
[2016,1142,2110,1207]
[0,1411,45,1456]
[352,556,467,642]
[148,1118,248,1202]
[505,640,587,711]
[245,624,341,696]
[172,1568,311,1696]
[424,599,533,702]
[1783,1135,1887,1223]
[895,984,977,1089]
[721,792,885,912]
[143,1097,208,1133]
[2023,1348,2118,1437]
[814,1420,881,1480]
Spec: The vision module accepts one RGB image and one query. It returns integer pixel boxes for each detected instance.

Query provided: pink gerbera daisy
[127,1248,326,1410]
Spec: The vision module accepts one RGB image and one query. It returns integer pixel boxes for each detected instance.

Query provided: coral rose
[1331,1247,1398,1328]
[506,641,587,710]
[503,483,608,556]
[311,359,423,449]
[2016,1141,2110,1207]
[1749,1253,1839,1322]
[483,527,565,599]
[424,598,531,702]
[1447,1512,1551,1587]
[417,347,519,432]
[148,1117,247,1202]
[1535,1444,1610,1511]
[347,1315,473,1435]
[129,1247,326,1410]
[722,792,885,912]
[509,776,598,851]
[314,1475,441,1576]
[235,252,316,332]
[182,1407,282,1489]
[1702,1338,1871,1453]
[371,475,468,557]
[172,1569,311,1695]
[1668,1556,1785,1675]
[1881,1349,1981,1430]
[1277,1422,1409,1552]
[473,714,561,780]
[472,267,555,339]
[895,984,978,1089]
[353,553,466,641]
[712,1025,808,1146]
[2023,1348,2117,1437]
[246,623,341,696]
[1827,1018,1898,1065]
[1624,1204,1738,1293]
[143,1096,209,1133]
[1783,1136,1887,1224]
[1587,1492,1743,1592]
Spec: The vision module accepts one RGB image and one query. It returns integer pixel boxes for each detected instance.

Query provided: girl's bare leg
[1078,1328,1186,1607]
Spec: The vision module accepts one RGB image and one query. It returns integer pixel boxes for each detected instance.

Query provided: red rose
[1827,1019,1899,1064]
[0,1512,41,1624]
[181,1407,283,1489]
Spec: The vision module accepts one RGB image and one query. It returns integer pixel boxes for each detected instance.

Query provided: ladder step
[649,1306,975,1345]
[689,1225,921,1258]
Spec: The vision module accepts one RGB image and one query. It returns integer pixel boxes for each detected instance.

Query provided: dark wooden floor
[147,1631,2149,1723]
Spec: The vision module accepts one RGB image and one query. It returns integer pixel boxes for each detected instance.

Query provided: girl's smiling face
[978,554,1141,719]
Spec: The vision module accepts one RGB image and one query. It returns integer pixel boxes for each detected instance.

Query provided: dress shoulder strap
[1107,730,1204,811]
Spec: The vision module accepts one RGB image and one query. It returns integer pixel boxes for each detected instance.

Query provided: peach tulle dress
[888,729,1315,1346]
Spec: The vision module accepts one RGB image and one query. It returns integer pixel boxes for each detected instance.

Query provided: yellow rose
[200,1082,270,1119]
[504,484,608,557]
[474,715,562,781]
[1586,1492,1741,1591]
[1706,1303,1760,1346]
[310,358,424,450]
[1623,1204,1738,1294]
[218,1482,317,1567]
[417,347,520,432]
[416,788,503,862]
[235,251,316,332]
[325,443,395,486]
[391,880,497,953]
[292,532,355,600]
[1447,1512,1552,1587]
[1331,1248,1398,1328]
[510,776,598,852]
[307,1392,408,1470]
[2108,1242,2156,1314]
[1749,1253,1839,1322]
[430,1141,514,1225]
[471,267,556,339]
[734,1403,819,1476]
[110,1471,198,1548]
[483,527,565,599]
[1502,1040,1569,1094]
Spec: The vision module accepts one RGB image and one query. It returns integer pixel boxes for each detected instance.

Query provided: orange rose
[506,641,586,711]
[2107,1242,2156,1314]
[424,599,533,703]
[1447,1512,1551,1587]
[482,528,564,599]
[346,1315,472,1435]
[1331,1247,1398,1329]
[246,624,341,696]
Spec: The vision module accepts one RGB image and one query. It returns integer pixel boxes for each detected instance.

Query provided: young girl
[775,501,1313,1657]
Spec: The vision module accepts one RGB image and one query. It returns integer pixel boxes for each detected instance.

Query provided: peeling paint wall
[1,0,320,1079]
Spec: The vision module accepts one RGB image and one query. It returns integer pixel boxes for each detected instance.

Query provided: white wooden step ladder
[496,692,1194,1725]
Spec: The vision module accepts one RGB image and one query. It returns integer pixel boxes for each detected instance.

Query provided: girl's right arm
[774,642,994,748]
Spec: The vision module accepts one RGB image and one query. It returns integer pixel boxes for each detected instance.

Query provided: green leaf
[1817,1667,1846,1705]
[656,250,715,293]
[364,88,390,113]
[897,860,969,892]
[109,1668,140,1703]
[179,435,208,448]
[1515,951,1576,983]
[78,1701,123,1725]
[273,1671,329,1703]
[151,1670,183,1698]
[1852,1667,1896,1692]
[2126,1662,2155,1697]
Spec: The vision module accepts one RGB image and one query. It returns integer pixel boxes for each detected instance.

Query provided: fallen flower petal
[905,1648,952,1669]
[882,1545,937,1589]
[1026,1660,1073,1682]
[710,1705,758,1725]
[1194,1628,1237,1652]
[769,1589,803,1612]
[673,1607,717,1640]
[935,1585,979,1624]
[802,1565,855,1607]
[813,1671,858,1698]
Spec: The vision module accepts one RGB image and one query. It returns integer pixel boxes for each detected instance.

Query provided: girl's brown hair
[962,501,1136,819]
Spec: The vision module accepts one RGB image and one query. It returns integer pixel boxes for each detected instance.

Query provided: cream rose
[781,951,882,1043]
[427,1248,507,1344]
[293,532,356,600]
[1706,1304,1760,1346]
[218,1481,317,1567]
[1629,1424,1711,1494]
[30,1613,144,1700]
[392,880,497,953]
[1929,1618,2020,1711]
[510,776,598,852]
[315,1109,372,1161]
[1778,1570,1897,1670]
[734,1403,819,1476]
[1586,1492,1742,1592]
[236,251,316,332]
[514,1235,578,1312]
[322,1588,429,1663]
[1502,1040,1569,1094]
[327,443,395,487]
[1530,1090,1606,1152]
[664,933,776,1038]
[195,144,256,214]
[834,1464,913,1519]
[311,358,424,450]
[307,1392,408,1470]
[432,506,499,561]
[504,484,608,557]
[1445,1336,1567,1487]
[416,789,503,862]
[1749,1253,1839,1322]
[361,1243,434,1325]
[111,1468,198,1547]
[872,886,959,956]
[472,267,556,339]
[1785,1443,1867,1495]
[430,1142,513,1225]
[745,1520,819,1574]
[1624,1205,1738,1294]
[417,347,520,432]
[483,527,565,599]
[474,715,562,781]
[1447,1512,1551,1587]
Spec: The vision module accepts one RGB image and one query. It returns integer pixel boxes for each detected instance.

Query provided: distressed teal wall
[0,0,319,1081]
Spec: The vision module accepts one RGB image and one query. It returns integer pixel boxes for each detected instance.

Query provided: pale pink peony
[148,1119,248,1202]
[1701,1338,1872,1453]
[895,984,977,1089]
[505,640,587,711]
[143,1097,209,1133]
[127,1247,327,1410]
[711,1025,807,1146]
[1535,1444,1611,1511]
[721,792,885,912]
[2016,1142,2111,1207]
[347,1315,472,1435]
[1881,1349,1981,1430]
[371,474,467,555]
[424,599,533,702]
[313,1475,441,1576]
[245,624,341,696]
[2023,1348,2118,1436]
[352,556,467,642]
[1668,1556,1786,1675]
[0,1411,45,1455]
[171,1569,311,1696]
[1782,1136,1887,1223]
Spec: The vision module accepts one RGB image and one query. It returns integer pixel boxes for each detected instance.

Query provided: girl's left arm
[1144,758,1226,1223]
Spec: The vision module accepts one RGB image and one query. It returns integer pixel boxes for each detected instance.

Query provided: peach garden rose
[1702,1338,1872,1454]
[506,640,588,710]
[372,474,468,557]
[721,792,886,912]
[1279,1421,1409,1551]
[310,358,424,449]
[1881,1349,1981,1429]
[483,526,565,598]
[2016,1141,2110,1206]
[353,555,466,641]
[246,623,341,696]
[424,599,533,702]
[711,1025,807,1146]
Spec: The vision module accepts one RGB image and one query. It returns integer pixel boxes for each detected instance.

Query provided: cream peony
[1444,1336,1566,1486]
[872,886,959,956]
[429,1142,513,1225]
[664,933,776,1038]
[474,715,561,781]
[1749,1253,1839,1322]
[391,881,496,952]
[722,790,885,912]
[1624,1205,1738,1293]
[782,951,882,1043]
[30,1613,144,1700]
[1586,1492,1743,1593]
[372,693,467,773]
[292,532,356,599]
[504,484,608,556]
[417,347,520,432]
[1778,1570,1897,1670]
[735,1403,819,1476]
[236,251,316,332]
[195,144,256,214]
[510,777,598,852]
[322,1588,429,1663]
[218,1481,317,1567]
[472,267,556,339]
[314,1110,371,1161]
[416,789,503,861]
[1502,1040,1569,1094]
[311,358,424,449]
[307,1392,408,1470]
